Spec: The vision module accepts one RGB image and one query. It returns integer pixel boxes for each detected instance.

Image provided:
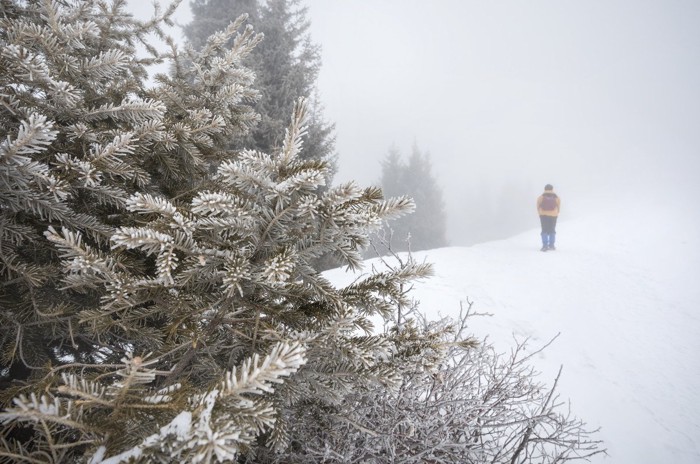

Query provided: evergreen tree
[378,145,448,253]
[0,1,420,461]
[184,0,336,181]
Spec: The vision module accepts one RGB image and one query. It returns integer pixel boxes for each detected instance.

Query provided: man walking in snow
[537,184,560,251]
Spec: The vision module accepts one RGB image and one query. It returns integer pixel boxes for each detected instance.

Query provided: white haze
[306,0,700,244]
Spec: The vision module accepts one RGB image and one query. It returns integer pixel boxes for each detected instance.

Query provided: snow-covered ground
[325,198,700,463]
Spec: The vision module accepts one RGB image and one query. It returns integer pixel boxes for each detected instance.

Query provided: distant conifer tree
[378,145,448,253]
[184,0,336,182]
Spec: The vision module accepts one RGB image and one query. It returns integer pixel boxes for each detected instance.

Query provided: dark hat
[544,184,554,191]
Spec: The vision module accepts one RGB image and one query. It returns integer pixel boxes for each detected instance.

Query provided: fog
[128,0,700,245]
[306,0,700,244]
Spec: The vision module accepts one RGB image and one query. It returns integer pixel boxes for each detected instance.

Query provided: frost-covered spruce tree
[0,1,425,462]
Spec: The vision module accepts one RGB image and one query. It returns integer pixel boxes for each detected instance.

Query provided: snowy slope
[324,199,700,464]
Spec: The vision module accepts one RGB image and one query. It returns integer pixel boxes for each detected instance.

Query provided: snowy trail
[325,202,700,463]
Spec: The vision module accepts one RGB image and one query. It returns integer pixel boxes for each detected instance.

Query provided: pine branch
[0,113,57,160]
[280,97,308,163]
[80,49,130,80]
[0,393,85,431]
[126,192,178,216]
[83,98,165,123]
[44,226,117,279]
[373,195,416,221]
[111,226,173,255]
[221,341,307,397]
[191,191,249,217]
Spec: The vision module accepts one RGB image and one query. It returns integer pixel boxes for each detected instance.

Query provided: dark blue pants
[540,215,557,247]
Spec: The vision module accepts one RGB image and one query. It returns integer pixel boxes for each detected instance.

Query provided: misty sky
[127,0,700,244]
